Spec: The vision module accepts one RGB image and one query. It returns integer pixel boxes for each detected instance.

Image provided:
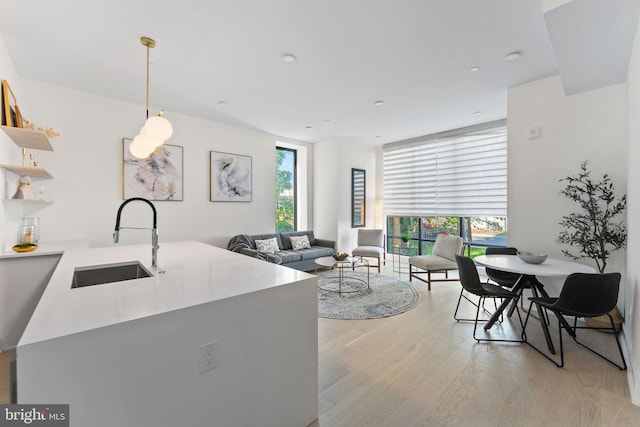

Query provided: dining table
[474,254,596,354]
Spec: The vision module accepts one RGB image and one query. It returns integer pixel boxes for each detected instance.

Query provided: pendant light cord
[145,42,150,120]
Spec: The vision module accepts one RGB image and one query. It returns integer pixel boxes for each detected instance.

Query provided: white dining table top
[474,254,596,277]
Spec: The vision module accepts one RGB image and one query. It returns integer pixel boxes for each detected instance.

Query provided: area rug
[316,270,420,319]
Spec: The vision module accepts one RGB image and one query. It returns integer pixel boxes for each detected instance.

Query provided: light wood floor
[312,260,640,427]
[0,350,13,403]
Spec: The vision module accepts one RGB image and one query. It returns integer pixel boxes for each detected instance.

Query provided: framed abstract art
[122,138,183,201]
[210,151,252,202]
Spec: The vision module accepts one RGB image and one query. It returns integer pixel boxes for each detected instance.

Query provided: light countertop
[0,240,88,259]
[19,241,315,347]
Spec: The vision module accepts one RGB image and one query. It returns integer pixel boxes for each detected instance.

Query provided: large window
[387,216,507,258]
[383,120,508,257]
[276,147,297,232]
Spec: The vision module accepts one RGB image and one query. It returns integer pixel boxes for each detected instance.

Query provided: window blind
[383,120,507,217]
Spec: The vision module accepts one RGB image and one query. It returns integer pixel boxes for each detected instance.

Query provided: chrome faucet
[113,197,159,268]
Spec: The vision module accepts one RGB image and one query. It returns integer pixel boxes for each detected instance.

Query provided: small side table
[392,245,418,274]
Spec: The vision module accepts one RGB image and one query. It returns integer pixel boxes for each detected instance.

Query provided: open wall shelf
[1,126,53,151]
[0,164,53,179]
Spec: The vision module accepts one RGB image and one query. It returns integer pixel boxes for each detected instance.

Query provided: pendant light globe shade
[129,141,155,159]
[144,115,173,142]
[129,134,157,159]
[139,126,163,148]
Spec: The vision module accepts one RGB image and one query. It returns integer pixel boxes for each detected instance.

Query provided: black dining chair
[524,272,626,369]
[484,247,520,287]
[454,254,525,343]
[484,246,535,316]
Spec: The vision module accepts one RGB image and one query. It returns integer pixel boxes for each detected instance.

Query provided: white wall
[314,139,379,252]
[507,75,627,271]
[0,37,312,251]
[625,20,640,404]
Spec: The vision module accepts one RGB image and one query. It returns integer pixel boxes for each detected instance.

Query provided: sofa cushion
[297,246,335,260]
[255,237,279,253]
[432,234,463,261]
[281,231,316,249]
[409,255,457,271]
[249,233,283,250]
[352,246,384,258]
[276,250,303,263]
[357,229,384,247]
[290,235,311,250]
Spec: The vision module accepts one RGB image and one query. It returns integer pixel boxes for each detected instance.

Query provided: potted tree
[557,160,627,330]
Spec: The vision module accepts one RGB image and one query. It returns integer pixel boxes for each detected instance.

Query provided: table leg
[484,274,527,329]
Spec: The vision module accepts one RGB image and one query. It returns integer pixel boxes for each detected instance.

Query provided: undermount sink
[71,261,153,289]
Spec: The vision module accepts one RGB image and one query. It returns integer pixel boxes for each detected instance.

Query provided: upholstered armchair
[409,233,464,290]
[352,229,386,272]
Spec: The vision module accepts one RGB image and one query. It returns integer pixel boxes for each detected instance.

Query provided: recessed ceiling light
[324,119,332,122]
[473,111,483,115]
[282,54,297,63]
[376,135,382,138]
[504,51,521,61]
[218,101,228,107]
[470,66,480,72]
[305,126,313,129]
[374,100,385,106]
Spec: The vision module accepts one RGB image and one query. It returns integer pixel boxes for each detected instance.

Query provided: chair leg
[473,296,525,343]
[454,288,465,321]
[454,289,488,322]
[523,302,564,367]
[472,296,483,342]
[427,270,431,291]
[572,314,627,370]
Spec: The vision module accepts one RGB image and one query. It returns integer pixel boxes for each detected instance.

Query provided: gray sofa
[227,230,336,271]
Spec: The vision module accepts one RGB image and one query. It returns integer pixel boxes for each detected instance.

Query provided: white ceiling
[0,0,637,145]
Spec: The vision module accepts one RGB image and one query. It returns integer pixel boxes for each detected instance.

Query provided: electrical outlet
[199,341,217,373]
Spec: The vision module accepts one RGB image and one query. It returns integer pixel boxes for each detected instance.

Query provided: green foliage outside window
[276,149,295,232]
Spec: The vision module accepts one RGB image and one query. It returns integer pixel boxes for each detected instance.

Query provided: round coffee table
[314,256,370,294]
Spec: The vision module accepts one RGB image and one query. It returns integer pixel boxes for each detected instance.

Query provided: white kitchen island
[17,241,318,427]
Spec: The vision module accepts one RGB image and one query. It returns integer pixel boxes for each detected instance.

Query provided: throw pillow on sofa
[290,235,311,250]
[255,237,279,253]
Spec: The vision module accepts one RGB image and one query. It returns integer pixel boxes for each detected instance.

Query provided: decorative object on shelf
[128,36,173,159]
[34,184,45,199]
[22,118,60,138]
[12,175,32,199]
[21,217,40,243]
[12,242,37,253]
[557,160,627,274]
[210,151,252,202]
[333,252,349,261]
[1,80,23,128]
[122,138,183,201]
[517,251,547,264]
[14,219,39,252]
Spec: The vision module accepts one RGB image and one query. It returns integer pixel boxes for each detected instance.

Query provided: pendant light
[129,36,173,159]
